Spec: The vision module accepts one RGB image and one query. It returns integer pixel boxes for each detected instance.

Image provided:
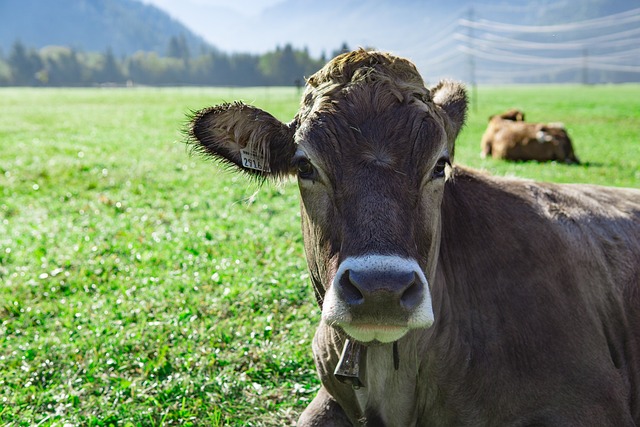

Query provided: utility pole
[581,47,589,85]
[468,6,478,112]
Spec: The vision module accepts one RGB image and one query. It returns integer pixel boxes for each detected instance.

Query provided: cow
[481,109,580,164]
[186,49,640,426]
[494,108,526,122]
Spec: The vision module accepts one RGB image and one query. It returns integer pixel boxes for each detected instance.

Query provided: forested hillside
[0,41,332,86]
[0,0,208,56]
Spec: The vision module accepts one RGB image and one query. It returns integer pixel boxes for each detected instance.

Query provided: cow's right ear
[188,102,297,179]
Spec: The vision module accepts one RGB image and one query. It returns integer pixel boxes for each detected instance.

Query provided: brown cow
[187,50,640,426]
[495,108,526,122]
[481,110,580,164]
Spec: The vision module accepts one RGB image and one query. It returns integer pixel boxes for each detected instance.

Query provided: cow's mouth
[339,323,409,344]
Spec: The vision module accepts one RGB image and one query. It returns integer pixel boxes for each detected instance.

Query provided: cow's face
[189,51,467,343]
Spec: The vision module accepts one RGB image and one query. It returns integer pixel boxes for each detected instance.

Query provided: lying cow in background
[187,50,639,426]
[494,108,525,122]
[481,109,580,163]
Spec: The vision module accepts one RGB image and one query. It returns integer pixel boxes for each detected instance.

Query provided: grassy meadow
[0,84,638,426]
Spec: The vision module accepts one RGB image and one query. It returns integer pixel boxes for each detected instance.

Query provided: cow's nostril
[339,269,365,305]
[400,273,424,310]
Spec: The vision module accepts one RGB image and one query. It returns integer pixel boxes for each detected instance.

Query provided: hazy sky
[141,0,379,56]
[141,0,312,53]
[143,0,284,17]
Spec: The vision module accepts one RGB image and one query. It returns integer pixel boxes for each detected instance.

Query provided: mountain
[0,0,212,57]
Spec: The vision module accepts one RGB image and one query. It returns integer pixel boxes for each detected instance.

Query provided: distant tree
[260,44,298,85]
[8,41,43,85]
[259,44,323,86]
[189,52,233,85]
[126,51,188,85]
[0,59,11,85]
[279,44,300,84]
[94,48,124,83]
[40,46,84,86]
[167,34,190,62]
[0,48,8,85]
[332,43,350,59]
[229,53,263,86]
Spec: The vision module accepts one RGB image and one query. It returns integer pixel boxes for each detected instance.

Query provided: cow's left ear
[430,80,468,149]
[188,102,296,179]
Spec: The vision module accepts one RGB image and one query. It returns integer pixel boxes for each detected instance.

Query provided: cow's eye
[296,157,315,179]
[433,157,449,179]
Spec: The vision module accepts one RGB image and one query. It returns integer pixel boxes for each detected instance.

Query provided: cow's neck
[358,343,416,421]
[345,331,430,424]
[418,167,528,421]
[432,167,503,345]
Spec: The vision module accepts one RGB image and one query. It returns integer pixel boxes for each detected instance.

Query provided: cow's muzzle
[322,255,434,343]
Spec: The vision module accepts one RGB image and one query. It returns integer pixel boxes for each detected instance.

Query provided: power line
[455,31,640,51]
[459,44,640,67]
[404,6,640,83]
[458,7,640,33]
[480,26,640,49]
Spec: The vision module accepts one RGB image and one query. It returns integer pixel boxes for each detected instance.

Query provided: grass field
[0,84,638,426]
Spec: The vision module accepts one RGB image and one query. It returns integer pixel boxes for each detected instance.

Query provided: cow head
[188,50,467,344]
[491,109,525,122]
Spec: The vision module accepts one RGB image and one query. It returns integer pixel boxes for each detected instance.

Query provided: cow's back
[549,181,640,423]
[432,167,640,425]
[530,179,639,287]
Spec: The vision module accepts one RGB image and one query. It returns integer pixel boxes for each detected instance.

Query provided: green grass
[0,84,638,426]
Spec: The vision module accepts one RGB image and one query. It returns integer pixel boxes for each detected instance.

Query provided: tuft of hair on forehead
[301,49,431,113]
[308,49,425,89]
